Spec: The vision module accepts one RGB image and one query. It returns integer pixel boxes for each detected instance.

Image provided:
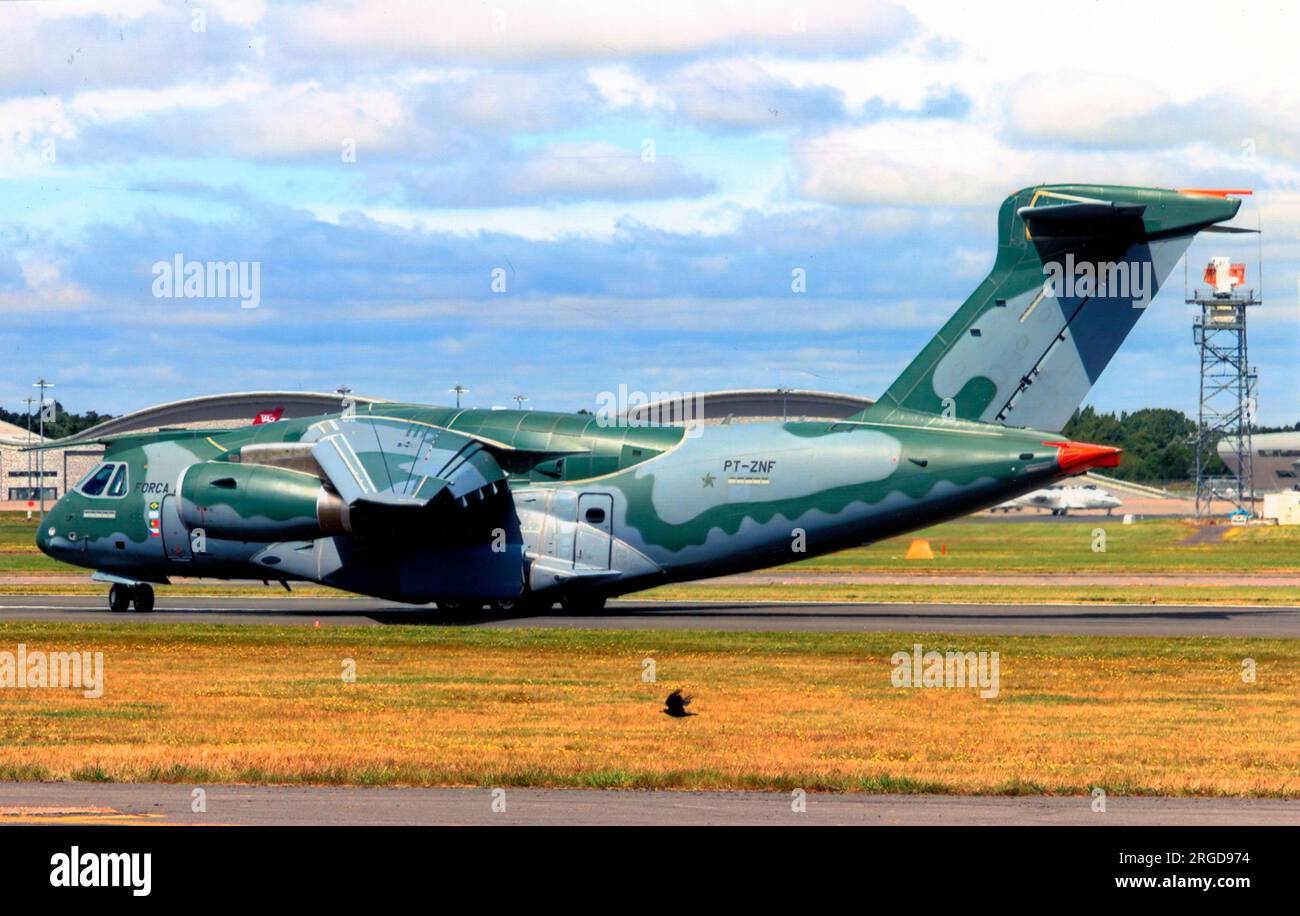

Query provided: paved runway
[0,782,1294,826]
[0,594,1298,636]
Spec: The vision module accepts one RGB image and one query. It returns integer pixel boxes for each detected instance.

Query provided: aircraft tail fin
[860,185,1245,431]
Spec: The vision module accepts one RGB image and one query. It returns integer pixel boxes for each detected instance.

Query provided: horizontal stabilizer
[1016,201,1146,239]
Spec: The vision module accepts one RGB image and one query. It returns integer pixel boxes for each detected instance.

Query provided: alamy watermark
[152,254,261,309]
[1043,254,1154,308]
[50,846,150,896]
[595,384,706,438]
[891,643,1000,699]
[0,644,103,698]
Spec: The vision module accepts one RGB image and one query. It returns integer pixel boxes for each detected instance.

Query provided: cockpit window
[77,462,128,498]
[78,464,116,496]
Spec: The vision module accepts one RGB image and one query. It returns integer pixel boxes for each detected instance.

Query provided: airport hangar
[0,388,874,509]
[1219,431,1300,492]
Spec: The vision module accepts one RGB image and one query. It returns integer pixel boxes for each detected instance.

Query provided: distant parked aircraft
[993,484,1122,516]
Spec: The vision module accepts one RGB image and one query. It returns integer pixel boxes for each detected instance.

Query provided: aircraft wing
[302,415,507,514]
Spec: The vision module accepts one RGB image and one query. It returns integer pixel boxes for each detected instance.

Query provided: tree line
[1060,406,1227,483]
[0,403,114,441]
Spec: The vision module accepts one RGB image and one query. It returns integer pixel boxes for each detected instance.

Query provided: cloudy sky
[2,0,1298,423]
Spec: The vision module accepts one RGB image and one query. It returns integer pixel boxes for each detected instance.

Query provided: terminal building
[0,418,73,504]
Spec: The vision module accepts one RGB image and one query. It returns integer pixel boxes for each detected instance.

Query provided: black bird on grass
[662,689,695,718]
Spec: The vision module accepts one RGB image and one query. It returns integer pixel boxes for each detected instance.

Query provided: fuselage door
[574,493,613,570]
[159,495,192,562]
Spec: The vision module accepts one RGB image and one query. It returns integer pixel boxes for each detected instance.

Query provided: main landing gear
[559,593,607,614]
[435,596,539,614]
[108,583,154,613]
[434,594,608,614]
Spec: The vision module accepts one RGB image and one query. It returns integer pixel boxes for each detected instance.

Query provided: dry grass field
[1,622,1295,796]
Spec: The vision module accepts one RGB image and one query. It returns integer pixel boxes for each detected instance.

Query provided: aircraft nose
[1045,440,1122,476]
[35,501,67,558]
[35,519,55,557]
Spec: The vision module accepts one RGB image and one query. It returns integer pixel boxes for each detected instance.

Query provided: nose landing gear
[107,583,155,613]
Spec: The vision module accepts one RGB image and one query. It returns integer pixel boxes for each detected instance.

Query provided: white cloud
[29,0,164,19]
[795,119,1295,208]
[0,255,91,314]
[659,58,844,130]
[587,65,667,111]
[312,196,751,242]
[1004,72,1170,148]
[68,78,269,123]
[432,70,599,132]
[218,82,407,157]
[0,96,74,148]
[343,294,941,334]
[506,141,710,199]
[211,0,267,28]
[796,120,1030,206]
[283,0,913,61]
[1001,73,1300,169]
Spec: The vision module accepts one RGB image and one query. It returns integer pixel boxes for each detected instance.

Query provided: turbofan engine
[177,461,350,542]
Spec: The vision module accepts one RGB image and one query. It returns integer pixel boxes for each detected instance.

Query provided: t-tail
[860,184,1247,431]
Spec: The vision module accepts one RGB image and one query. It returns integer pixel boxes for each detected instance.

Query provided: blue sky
[2,0,1299,424]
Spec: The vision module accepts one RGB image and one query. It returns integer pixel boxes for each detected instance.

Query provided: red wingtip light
[1043,440,1123,475]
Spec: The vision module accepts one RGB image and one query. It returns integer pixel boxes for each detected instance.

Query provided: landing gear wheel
[560,593,607,614]
[131,585,155,613]
[108,584,131,613]
[487,597,520,613]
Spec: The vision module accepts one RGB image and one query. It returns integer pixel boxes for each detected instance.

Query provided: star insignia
[701,472,716,488]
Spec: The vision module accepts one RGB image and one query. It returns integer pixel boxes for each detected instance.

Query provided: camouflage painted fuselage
[37,404,1078,604]
[36,183,1242,606]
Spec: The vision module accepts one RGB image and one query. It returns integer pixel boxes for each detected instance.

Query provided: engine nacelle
[178,462,350,542]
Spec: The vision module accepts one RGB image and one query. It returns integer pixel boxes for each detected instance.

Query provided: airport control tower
[1190,256,1260,517]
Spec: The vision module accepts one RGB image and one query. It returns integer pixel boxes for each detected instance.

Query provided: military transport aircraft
[35,184,1243,613]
